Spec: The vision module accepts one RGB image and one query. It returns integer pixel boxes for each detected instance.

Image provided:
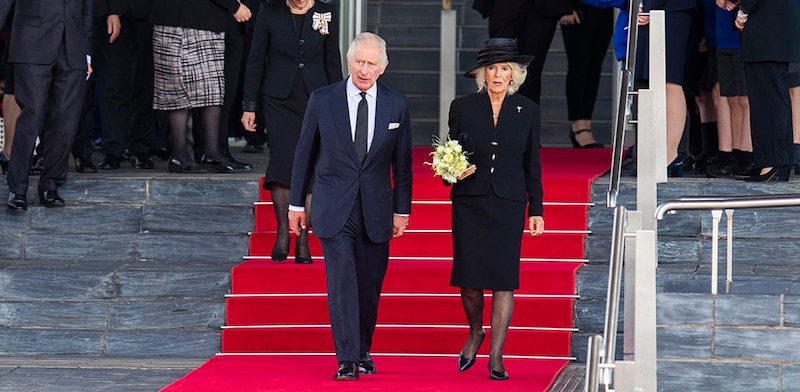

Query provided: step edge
[221,324,578,332]
[214,352,576,361]
[225,293,580,299]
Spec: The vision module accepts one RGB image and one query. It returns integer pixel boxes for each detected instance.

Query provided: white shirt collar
[346,76,378,99]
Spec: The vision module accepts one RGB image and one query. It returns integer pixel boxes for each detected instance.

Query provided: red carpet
[161,147,610,391]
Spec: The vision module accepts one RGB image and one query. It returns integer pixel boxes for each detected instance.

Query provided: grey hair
[474,62,528,95]
[346,32,389,67]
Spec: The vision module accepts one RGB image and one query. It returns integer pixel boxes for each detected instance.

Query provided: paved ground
[0,357,206,392]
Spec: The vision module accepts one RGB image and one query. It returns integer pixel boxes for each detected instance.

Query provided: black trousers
[318,193,389,363]
[745,61,793,168]
[94,12,156,157]
[561,6,614,121]
[8,41,86,195]
[489,2,560,104]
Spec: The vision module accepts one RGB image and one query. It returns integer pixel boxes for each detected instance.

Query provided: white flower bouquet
[425,136,470,183]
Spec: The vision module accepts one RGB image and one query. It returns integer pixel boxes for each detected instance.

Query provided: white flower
[425,136,470,183]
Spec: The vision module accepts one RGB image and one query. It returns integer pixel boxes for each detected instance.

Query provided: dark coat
[151,0,240,32]
[0,0,93,70]
[242,0,342,109]
[447,92,544,217]
[739,0,800,63]
[290,79,413,243]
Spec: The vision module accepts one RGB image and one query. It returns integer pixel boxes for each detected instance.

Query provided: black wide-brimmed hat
[464,38,534,78]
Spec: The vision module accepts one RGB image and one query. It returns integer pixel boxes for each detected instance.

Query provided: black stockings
[270,183,311,261]
[460,287,514,373]
[167,106,222,162]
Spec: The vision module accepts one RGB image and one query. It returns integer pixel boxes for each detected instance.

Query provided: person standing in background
[559,0,612,148]
[242,0,342,264]
[0,0,93,210]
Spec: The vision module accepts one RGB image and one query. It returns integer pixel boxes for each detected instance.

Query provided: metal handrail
[655,194,800,220]
[607,1,641,208]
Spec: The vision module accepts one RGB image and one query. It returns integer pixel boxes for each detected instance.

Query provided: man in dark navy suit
[0,0,92,210]
[288,32,413,381]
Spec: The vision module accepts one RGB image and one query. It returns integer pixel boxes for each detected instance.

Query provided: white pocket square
[388,122,400,130]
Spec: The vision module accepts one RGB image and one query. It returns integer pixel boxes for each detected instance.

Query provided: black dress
[446,92,544,290]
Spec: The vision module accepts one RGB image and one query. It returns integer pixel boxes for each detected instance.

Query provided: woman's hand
[528,216,544,237]
[637,6,649,26]
[456,165,476,181]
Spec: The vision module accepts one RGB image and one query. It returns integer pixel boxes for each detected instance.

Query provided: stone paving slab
[0,357,204,392]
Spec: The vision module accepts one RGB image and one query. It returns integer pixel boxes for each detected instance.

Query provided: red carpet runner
[162,147,611,392]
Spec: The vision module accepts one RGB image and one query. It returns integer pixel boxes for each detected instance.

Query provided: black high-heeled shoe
[0,153,8,175]
[271,236,289,262]
[488,363,509,381]
[667,157,684,178]
[457,332,485,372]
[744,166,790,182]
[569,129,604,148]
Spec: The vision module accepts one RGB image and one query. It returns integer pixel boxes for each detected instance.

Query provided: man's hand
[241,111,257,132]
[529,216,544,237]
[289,210,307,236]
[233,3,252,23]
[392,214,409,238]
[560,11,581,26]
[107,14,121,43]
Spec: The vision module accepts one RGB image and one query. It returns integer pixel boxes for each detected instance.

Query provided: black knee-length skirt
[262,73,309,188]
[450,188,527,290]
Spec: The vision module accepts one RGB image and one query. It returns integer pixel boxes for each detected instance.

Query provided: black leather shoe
[225,153,253,172]
[458,332,486,372]
[242,142,264,153]
[334,361,358,381]
[358,353,376,375]
[39,190,65,208]
[168,157,207,173]
[294,245,313,264]
[200,155,246,173]
[99,155,121,170]
[75,157,98,173]
[743,166,790,182]
[7,192,27,211]
[130,154,155,169]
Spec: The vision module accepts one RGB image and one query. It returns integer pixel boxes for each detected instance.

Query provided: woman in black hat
[445,38,545,380]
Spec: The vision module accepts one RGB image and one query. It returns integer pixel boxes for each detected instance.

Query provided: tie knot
[359,92,367,100]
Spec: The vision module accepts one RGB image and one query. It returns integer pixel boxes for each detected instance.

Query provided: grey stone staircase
[0,176,256,358]
[575,177,800,391]
[366,0,616,147]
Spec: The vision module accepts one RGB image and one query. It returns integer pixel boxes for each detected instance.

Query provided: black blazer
[447,92,544,217]
[0,0,92,70]
[242,0,342,109]
[739,0,800,63]
[473,0,571,19]
[109,0,154,20]
[151,0,240,33]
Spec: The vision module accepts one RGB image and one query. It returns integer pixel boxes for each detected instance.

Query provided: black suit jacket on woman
[242,0,342,108]
[447,92,544,217]
[739,0,800,63]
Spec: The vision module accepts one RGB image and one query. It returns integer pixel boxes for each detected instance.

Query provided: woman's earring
[509,80,514,85]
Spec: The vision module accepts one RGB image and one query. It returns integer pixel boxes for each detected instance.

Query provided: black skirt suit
[447,92,544,290]
[243,1,343,188]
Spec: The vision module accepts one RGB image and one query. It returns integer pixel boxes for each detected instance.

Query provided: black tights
[460,287,514,373]
[270,183,311,261]
[168,106,222,162]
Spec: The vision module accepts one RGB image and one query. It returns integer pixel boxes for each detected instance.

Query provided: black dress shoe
[294,245,313,264]
[130,153,155,169]
[242,142,264,153]
[75,157,98,173]
[358,353,376,375]
[200,155,247,173]
[99,155,121,170]
[458,332,486,372]
[7,192,27,211]
[168,157,207,173]
[334,361,358,381]
[39,190,65,208]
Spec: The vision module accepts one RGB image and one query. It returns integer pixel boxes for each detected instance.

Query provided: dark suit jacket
[242,0,342,108]
[290,79,413,243]
[151,0,240,32]
[0,0,92,70]
[447,92,544,217]
[739,0,800,63]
